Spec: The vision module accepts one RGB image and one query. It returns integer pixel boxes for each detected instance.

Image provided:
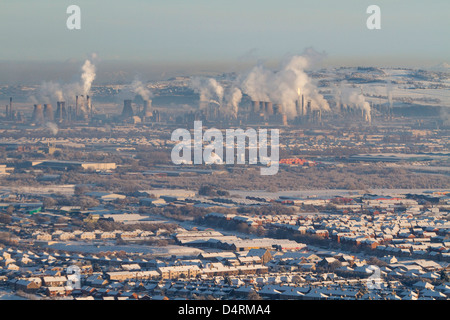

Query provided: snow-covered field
[0,185,75,196]
[321,66,450,109]
[230,188,449,199]
[0,290,27,300]
[43,242,204,257]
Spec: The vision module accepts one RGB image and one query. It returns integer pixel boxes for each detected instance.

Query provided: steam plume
[224,87,242,117]
[81,59,96,96]
[190,77,224,106]
[33,58,96,108]
[130,79,152,101]
[337,85,371,122]
[239,54,329,117]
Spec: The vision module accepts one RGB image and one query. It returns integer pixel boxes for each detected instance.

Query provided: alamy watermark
[366,265,382,290]
[66,5,381,31]
[171,121,279,176]
[66,265,81,289]
[366,5,381,30]
[66,5,81,30]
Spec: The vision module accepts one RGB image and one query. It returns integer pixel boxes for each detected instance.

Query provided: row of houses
[249,211,450,260]
[33,229,156,241]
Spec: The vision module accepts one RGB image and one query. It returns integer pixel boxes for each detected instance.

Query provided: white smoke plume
[81,59,96,96]
[239,64,272,103]
[337,85,371,122]
[130,79,152,101]
[45,122,59,135]
[239,54,329,117]
[39,81,64,103]
[190,77,224,106]
[33,58,97,107]
[224,87,242,117]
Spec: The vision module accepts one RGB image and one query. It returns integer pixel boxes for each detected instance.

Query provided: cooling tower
[153,109,160,122]
[55,101,67,121]
[44,104,54,122]
[68,106,72,122]
[199,100,209,110]
[363,109,371,123]
[32,104,44,124]
[121,99,134,118]
[266,102,273,115]
[274,104,282,115]
[251,101,260,113]
[282,113,287,126]
[143,100,152,117]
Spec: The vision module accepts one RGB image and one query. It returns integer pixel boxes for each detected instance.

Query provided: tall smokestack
[31,105,36,122]
[9,97,12,120]
[296,89,302,116]
[301,95,305,116]
[62,101,67,120]
[75,95,79,119]
[87,95,91,116]
[5,105,8,118]
[295,100,301,116]
[307,100,312,115]
[153,109,160,122]
[79,95,85,117]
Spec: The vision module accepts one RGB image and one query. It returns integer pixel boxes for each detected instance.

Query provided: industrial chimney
[301,95,305,116]
[75,95,79,119]
[295,100,301,116]
[86,95,91,115]
[9,97,12,120]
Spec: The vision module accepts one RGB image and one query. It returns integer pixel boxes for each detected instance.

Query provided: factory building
[28,160,116,171]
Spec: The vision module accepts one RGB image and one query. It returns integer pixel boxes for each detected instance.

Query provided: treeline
[140,163,450,191]
[237,204,296,215]
[82,219,179,233]
[139,205,211,221]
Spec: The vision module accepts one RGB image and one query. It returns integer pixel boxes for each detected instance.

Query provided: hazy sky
[0,0,449,79]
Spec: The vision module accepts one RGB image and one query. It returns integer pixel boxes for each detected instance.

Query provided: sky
[0,0,449,82]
